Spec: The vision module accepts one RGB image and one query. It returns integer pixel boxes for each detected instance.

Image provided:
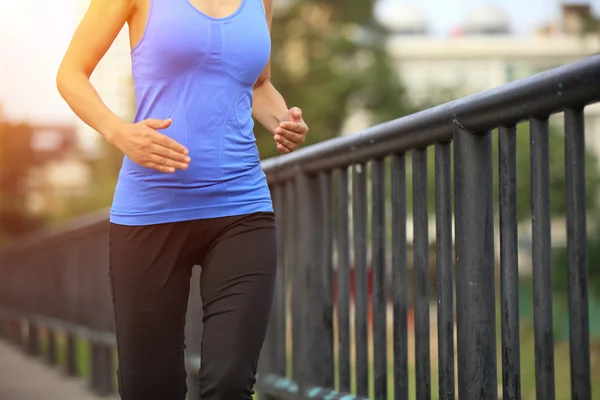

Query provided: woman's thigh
[197,212,277,399]
[109,221,196,400]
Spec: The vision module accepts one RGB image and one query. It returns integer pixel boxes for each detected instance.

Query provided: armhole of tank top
[130,0,154,55]
[260,0,267,18]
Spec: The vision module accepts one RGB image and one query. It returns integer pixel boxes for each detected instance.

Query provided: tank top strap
[239,0,267,21]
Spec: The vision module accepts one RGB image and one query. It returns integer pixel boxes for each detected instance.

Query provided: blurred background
[1,0,600,399]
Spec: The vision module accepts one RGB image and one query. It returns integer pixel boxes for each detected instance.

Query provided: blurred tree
[553,224,600,299]
[400,120,600,221]
[256,0,411,158]
[0,122,43,241]
[509,122,600,220]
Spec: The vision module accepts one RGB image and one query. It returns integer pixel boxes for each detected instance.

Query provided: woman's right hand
[108,118,190,173]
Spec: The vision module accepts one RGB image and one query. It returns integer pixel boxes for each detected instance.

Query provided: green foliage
[255,0,411,159]
[553,223,600,299]
[502,122,600,221]
[396,120,600,221]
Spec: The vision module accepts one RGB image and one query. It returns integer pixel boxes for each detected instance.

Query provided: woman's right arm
[56,0,189,173]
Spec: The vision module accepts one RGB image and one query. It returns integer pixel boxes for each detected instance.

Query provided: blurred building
[381,3,600,102]
[26,124,92,215]
[372,2,600,159]
[74,0,135,156]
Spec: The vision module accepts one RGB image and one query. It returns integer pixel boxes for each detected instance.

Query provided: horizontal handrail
[262,53,600,183]
[2,54,599,252]
[0,208,109,254]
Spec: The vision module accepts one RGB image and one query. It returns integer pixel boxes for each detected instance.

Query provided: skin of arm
[56,0,133,143]
[252,0,308,154]
[56,0,190,173]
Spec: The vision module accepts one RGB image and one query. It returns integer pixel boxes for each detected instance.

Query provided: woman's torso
[110,0,273,226]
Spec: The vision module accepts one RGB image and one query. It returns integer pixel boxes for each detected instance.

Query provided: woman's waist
[112,165,271,215]
[119,155,262,183]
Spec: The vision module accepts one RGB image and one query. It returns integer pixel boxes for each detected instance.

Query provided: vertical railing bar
[47,327,58,366]
[372,157,388,399]
[352,163,370,396]
[413,147,431,400]
[274,184,287,377]
[530,116,556,400]
[434,141,455,400]
[320,171,336,388]
[564,107,591,400]
[295,174,309,388]
[287,179,300,380]
[296,172,324,388]
[336,167,352,392]
[66,332,78,376]
[391,153,409,400]
[498,125,522,400]
[28,321,40,357]
[453,122,498,400]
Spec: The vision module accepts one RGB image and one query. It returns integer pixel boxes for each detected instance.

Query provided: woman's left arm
[252,0,308,154]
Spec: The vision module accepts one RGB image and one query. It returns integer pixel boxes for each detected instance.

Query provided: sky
[0,0,599,125]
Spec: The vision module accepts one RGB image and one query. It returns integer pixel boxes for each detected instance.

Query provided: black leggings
[108,212,277,400]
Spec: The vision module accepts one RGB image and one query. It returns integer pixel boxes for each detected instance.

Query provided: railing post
[564,107,591,400]
[10,318,23,347]
[295,171,324,390]
[65,332,79,376]
[413,148,431,400]
[47,327,58,366]
[91,342,114,396]
[453,122,498,400]
[27,321,40,357]
[335,167,351,392]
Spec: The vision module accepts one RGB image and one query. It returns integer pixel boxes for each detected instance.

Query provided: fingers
[146,154,188,170]
[289,107,302,121]
[274,133,297,152]
[150,145,191,165]
[276,127,305,145]
[143,162,176,173]
[144,118,173,130]
[142,118,189,155]
[137,122,191,172]
[274,116,308,154]
[150,132,189,155]
[277,143,290,154]
[279,122,307,135]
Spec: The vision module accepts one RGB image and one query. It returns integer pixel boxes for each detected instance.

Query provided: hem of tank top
[183,0,247,22]
[109,200,273,226]
[130,0,155,55]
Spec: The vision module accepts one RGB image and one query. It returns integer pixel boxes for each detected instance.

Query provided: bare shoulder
[89,0,134,17]
[59,0,134,76]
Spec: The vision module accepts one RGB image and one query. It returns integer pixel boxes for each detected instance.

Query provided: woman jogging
[56,0,308,398]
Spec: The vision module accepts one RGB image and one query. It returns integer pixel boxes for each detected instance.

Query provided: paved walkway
[0,340,119,400]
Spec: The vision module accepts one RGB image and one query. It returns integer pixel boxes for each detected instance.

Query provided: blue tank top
[110,0,273,226]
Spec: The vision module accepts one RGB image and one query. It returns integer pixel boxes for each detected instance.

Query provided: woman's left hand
[274,107,308,154]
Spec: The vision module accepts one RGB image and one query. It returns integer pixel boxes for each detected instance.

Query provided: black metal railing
[1,54,599,400]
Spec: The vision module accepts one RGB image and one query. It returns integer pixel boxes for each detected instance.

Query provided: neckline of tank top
[183,0,248,22]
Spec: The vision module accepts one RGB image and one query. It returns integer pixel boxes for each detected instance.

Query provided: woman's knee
[199,358,256,399]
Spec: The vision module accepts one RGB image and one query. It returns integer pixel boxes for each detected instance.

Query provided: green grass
[31,327,116,391]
